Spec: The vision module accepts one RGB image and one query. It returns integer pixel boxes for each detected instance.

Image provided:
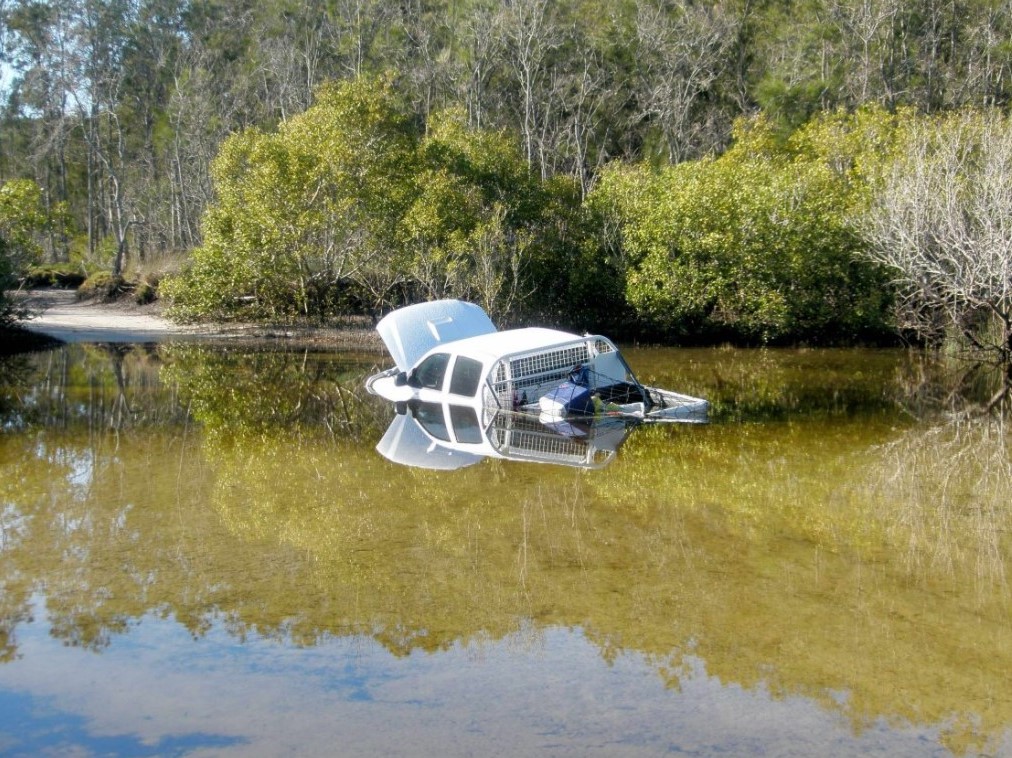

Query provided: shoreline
[5,289,385,352]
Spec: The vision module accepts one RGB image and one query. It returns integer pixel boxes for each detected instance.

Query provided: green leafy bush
[163,78,577,326]
[78,272,127,301]
[164,76,418,323]
[22,263,88,289]
[589,111,896,344]
[134,280,157,305]
[1,179,47,326]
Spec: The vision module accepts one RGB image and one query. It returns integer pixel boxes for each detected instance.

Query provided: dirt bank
[10,289,385,350]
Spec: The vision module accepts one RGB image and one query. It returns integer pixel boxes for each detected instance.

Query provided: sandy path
[14,289,384,350]
[16,289,208,343]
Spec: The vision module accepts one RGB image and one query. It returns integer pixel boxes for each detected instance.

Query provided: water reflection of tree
[1,344,191,431]
[873,414,1012,585]
[160,344,389,449]
[193,410,1012,754]
[0,353,34,429]
[0,344,204,661]
[2,345,1012,755]
[638,347,918,424]
[891,351,1012,418]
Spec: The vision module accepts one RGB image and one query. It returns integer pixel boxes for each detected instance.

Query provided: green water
[0,342,1009,756]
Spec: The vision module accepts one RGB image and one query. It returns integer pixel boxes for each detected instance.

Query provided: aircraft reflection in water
[377,400,639,470]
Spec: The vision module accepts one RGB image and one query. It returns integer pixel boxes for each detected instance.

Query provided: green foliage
[78,272,127,301]
[562,179,635,334]
[591,113,895,343]
[0,179,46,261]
[22,262,88,289]
[164,76,420,323]
[788,105,909,192]
[0,179,48,325]
[404,108,581,323]
[164,84,584,326]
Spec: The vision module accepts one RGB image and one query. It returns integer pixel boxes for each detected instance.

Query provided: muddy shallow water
[1,343,1009,756]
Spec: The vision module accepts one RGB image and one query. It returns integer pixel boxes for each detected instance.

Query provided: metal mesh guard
[490,343,591,406]
[509,344,589,381]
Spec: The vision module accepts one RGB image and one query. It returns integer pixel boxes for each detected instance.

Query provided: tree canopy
[4,0,1012,271]
[162,77,582,324]
[0,178,47,325]
[589,110,899,343]
[3,0,1012,349]
[862,109,1012,363]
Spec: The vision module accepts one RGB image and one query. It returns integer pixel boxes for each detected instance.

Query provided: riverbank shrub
[163,77,581,326]
[1,179,49,327]
[22,263,88,289]
[133,276,157,305]
[78,272,127,301]
[162,81,910,344]
[590,110,896,344]
[860,109,1012,362]
[404,110,589,328]
[163,76,419,323]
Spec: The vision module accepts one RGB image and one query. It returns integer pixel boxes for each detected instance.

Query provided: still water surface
[0,342,1010,757]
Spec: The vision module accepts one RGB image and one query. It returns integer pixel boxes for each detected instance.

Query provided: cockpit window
[449,405,481,444]
[412,402,450,441]
[412,353,450,390]
[449,356,483,397]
